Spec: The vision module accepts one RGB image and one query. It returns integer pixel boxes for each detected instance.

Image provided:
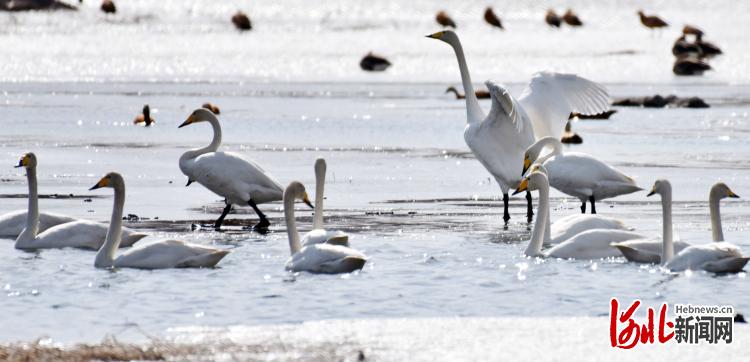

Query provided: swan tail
[702,257,749,273]
[326,235,350,247]
[611,243,660,264]
[318,256,367,274]
[176,250,230,268]
[120,232,149,247]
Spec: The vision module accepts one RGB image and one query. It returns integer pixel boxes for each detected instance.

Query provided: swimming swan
[302,158,349,247]
[283,181,366,274]
[641,180,747,273]
[612,181,739,264]
[516,171,643,259]
[523,137,642,214]
[90,172,230,269]
[525,164,634,245]
[427,30,610,222]
[13,153,147,250]
[179,108,284,230]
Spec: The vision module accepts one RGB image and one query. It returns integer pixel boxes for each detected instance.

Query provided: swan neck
[95,182,125,268]
[313,166,325,229]
[180,117,223,165]
[709,192,723,242]
[284,190,301,255]
[526,182,549,256]
[660,191,674,265]
[538,137,563,164]
[449,37,483,122]
[16,167,40,245]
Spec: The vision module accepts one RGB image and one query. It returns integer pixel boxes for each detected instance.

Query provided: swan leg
[580,200,586,213]
[214,203,232,230]
[248,199,270,229]
[590,196,596,214]
[502,193,510,223]
[526,191,534,222]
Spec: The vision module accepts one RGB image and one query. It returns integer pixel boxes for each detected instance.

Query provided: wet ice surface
[0,81,748,343]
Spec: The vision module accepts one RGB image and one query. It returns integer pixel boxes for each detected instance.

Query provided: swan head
[524,163,548,177]
[426,30,458,45]
[647,179,671,197]
[285,181,314,209]
[513,171,548,195]
[522,138,557,175]
[179,108,217,128]
[15,152,37,169]
[711,182,740,200]
[90,172,124,190]
[314,158,326,174]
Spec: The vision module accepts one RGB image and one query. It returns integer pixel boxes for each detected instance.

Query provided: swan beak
[302,193,314,209]
[89,177,110,190]
[522,158,531,175]
[513,178,529,196]
[646,187,656,197]
[178,115,195,128]
[186,179,194,187]
[426,32,443,39]
[728,190,740,198]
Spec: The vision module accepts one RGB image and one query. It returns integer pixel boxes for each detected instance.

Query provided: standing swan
[516,171,643,259]
[283,182,366,274]
[91,172,230,269]
[522,137,642,214]
[302,158,349,247]
[13,153,147,250]
[427,30,610,222]
[641,180,747,273]
[179,109,284,230]
[612,182,739,263]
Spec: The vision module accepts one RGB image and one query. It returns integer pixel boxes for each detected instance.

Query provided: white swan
[283,181,366,274]
[301,158,349,247]
[90,172,230,269]
[525,164,634,245]
[612,181,738,264]
[179,109,284,230]
[0,210,75,238]
[517,171,644,259]
[523,137,642,214]
[637,180,747,273]
[13,153,147,250]
[427,30,610,222]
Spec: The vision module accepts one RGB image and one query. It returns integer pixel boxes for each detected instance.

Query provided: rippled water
[0,0,749,345]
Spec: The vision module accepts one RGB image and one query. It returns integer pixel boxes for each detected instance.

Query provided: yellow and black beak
[728,189,740,198]
[513,178,529,196]
[646,186,656,197]
[426,31,444,39]
[15,155,28,168]
[521,157,531,176]
[178,114,195,128]
[89,176,110,191]
[303,193,314,209]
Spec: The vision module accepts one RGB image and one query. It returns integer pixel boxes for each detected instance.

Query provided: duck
[612,182,739,264]
[695,34,723,57]
[682,25,704,37]
[178,108,284,230]
[201,102,220,115]
[545,10,561,28]
[522,137,642,214]
[444,86,490,100]
[427,30,610,222]
[560,121,582,144]
[516,171,644,259]
[90,172,230,269]
[133,104,155,126]
[484,7,503,30]
[283,181,366,274]
[436,11,456,28]
[672,35,703,58]
[569,110,617,120]
[232,11,252,31]
[13,153,147,250]
[637,10,668,30]
[301,158,349,247]
[626,180,747,273]
[562,9,583,27]
[673,57,711,76]
[359,52,391,72]
[100,0,115,14]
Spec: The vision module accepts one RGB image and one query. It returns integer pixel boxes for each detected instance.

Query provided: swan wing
[114,239,229,269]
[665,242,744,272]
[545,153,640,199]
[546,229,644,260]
[611,238,692,263]
[28,220,145,250]
[484,80,530,133]
[518,71,610,139]
[0,210,77,237]
[191,151,284,204]
[549,215,631,245]
[285,244,366,274]
[302,229,350,247]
